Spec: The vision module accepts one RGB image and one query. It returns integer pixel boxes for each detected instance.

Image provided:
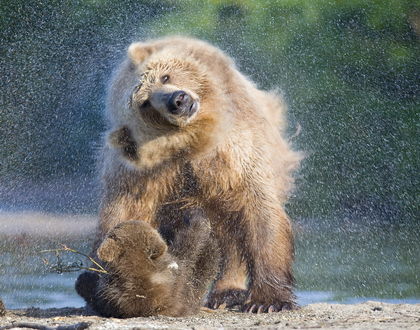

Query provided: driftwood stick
[40,245,108,274]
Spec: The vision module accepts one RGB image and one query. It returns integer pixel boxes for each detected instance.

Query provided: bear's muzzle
[167,90,197,117]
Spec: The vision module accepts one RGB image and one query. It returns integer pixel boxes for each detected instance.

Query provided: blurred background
[1,0,419,308]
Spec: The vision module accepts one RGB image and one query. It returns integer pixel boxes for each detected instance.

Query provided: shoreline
[0,211,96,237]
[1,302,419,329]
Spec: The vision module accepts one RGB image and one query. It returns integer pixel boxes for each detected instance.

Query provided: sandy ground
[0,302,419,329]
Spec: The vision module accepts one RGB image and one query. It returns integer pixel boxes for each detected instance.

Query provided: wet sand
[0,302,419,329]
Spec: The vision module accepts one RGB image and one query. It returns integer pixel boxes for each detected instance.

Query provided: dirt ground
[0,301,419,329]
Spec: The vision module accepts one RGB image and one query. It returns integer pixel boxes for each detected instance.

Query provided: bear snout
[167,91,197,116]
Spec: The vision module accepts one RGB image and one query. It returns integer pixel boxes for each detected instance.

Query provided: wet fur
[95,36,302,311]
[76,213,219,317]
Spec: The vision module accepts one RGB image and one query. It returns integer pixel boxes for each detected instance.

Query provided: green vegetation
[1,0,419,222]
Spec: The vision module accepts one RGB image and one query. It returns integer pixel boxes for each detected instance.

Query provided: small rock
[372,307,382,312]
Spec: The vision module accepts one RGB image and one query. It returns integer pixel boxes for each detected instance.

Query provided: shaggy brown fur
[94,36,301,313]
[76,213,219,317]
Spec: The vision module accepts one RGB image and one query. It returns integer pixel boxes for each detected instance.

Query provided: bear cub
[76,212,219,317]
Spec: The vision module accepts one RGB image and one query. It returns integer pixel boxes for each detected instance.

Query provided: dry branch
[40,244,108,274]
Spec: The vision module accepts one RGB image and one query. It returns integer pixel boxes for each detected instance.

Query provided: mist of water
[1,0,419,309]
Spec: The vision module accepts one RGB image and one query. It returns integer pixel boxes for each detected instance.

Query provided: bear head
[133,60,200,128]
[107,41,232,169]
[97,220,176,277]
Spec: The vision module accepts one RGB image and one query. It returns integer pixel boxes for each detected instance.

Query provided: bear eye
[134,83,142,92]
[161,75,170,84]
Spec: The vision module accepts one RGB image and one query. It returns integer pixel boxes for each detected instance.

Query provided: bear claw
[242,302,293,313]
[206,289,248,309]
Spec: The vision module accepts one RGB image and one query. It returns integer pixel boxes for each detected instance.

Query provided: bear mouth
[187,101,198,116]
[139,91,200,127]
[170,100,198,119]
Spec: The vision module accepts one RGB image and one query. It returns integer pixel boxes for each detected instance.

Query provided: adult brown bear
[89,36,301,313]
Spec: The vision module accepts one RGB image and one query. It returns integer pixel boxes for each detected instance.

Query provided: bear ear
[97,237,121,263]
[148,236,168,260]
[128,42,155,65]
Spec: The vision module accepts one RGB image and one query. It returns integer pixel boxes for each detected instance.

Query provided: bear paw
[242,301,297,313]
[75,271,100,305]
[205,289,248,309]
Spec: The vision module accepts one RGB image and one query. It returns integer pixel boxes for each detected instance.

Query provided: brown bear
[93,36,301,313]
[76,212,219,317]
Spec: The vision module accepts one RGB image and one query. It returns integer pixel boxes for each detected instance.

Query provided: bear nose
[167,91,194,115]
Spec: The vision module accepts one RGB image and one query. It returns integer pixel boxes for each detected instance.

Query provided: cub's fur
[76,213,219,317]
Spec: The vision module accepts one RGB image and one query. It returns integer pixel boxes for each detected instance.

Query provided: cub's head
[97,221,174,274]
[127,44,214,128]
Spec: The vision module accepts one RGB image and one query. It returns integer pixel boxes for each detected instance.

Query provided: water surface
[0,213,418,309]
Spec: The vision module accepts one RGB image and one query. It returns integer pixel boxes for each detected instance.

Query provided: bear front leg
[205,243,248,309]
[242,205,296,313]
[208,196,296,313]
